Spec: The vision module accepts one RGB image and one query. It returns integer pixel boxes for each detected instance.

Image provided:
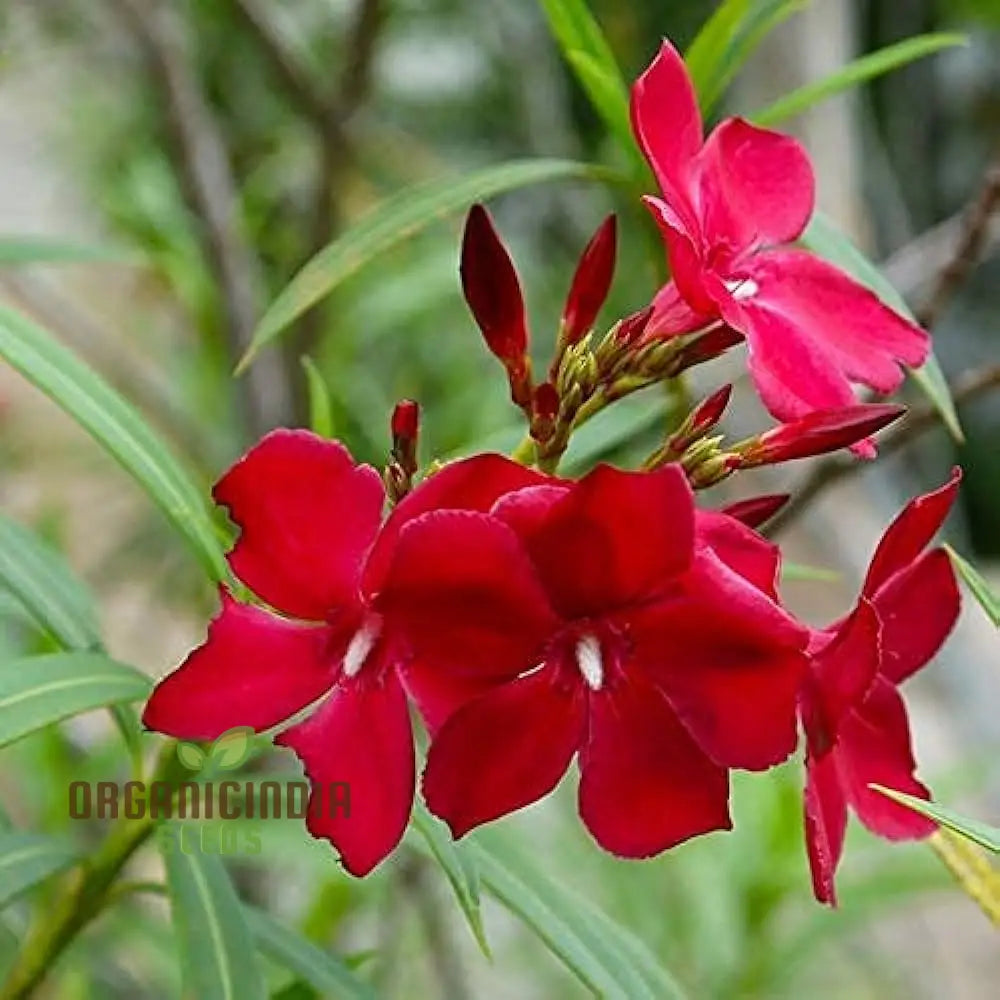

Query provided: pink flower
[143,430,545,875]
[801,470,962,903]
[380,461,807,857]
[631,41,929,456]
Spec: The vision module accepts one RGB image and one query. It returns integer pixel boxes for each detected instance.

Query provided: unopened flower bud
[561,215,617,346]
[531,382,560,443]
[671,324,743,372]
[460,204,531,381]
[391,398,420,446]
[669,385,732,453]
[736,404,905,467]
[720,494,790,528]
[614,305,655,345]
[387,399,420,503]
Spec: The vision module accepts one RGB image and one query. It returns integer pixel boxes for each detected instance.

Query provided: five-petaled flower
[380,460,807,857]
[143,431,544,876]
[801,469,962,904]
[631,40,929,455]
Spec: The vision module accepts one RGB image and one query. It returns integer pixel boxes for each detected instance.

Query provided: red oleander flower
[801,469,962,904]
[143,431,545,876]
[380,461,807,857]
[631,41,929,455]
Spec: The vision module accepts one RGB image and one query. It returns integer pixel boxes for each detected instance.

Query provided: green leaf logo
[210,727,255,770]
[176,742,206,770]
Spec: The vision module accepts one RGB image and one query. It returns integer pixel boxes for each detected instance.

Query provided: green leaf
[0,305,229,581]
[177,742,207,771]
[161,837,268,1000]
[300,357,334,439]
[0,236,133,266]
[753,33,966,126]
[0,652,150,749]
[685,0,806,115]
[0,515,101,652]
[410,803,490,958]
[245,905,378,1000]
[781,561,841,583]
[471,841,687,1000]
[240,159,614,369]
[945,545,1000,628]
[871,786,1000,852]
[211,727,255,770]
[799,212,963,441]
[0,832,79,909]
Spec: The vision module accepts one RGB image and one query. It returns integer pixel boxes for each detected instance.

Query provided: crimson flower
[801,469,962,903]
[380,460,807,857]
[143,430,544,875]
[631,41,929,456]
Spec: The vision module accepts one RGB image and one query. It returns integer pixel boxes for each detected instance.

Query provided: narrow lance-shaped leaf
[239,159,615,369]
[753,33,967,126]
[871,786,1000,853]
[161,836,268,1000]
[0,832,80,909]
[0,236,135,266]
[799,212,963,441]
[0,653,150,750]
[944,545,1000,628]
[244,905,377,1000]
[0,305,229,581]
[300,356,334,439]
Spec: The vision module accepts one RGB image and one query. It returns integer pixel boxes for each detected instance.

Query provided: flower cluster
[144,40,961,903]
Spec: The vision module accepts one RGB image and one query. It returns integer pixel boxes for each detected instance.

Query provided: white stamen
[726,277,759,301]
[575,634,604,691]
[343,618,381,678]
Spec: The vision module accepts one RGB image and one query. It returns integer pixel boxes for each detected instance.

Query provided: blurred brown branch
[767,363,1000,536]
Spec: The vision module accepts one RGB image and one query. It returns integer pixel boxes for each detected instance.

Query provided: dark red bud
[615,305,655,345]
[720,494,790,528]
[669,385,733,453]
[460,204,529,367]
[531,381,560,443]
[391,398,420,443]
[741,404,906,466]
[673,324,744,370]
[562,215,617,345]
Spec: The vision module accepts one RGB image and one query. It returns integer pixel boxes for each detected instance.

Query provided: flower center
[342,615,382,678]
[575,634,604,691]
[725,277,759,301]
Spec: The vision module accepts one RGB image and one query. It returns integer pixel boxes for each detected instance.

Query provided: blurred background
[0,0,998,997]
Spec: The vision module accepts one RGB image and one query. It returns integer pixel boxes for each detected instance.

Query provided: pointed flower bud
[671,324,744,371]
[669,385,732,453]
[530,381,560,443]
[736,404,905,467]
[614,305,655,345]
[561,215,617,346]
[461,204,529,371]
[720,494,790,529]
[391,398,420,444]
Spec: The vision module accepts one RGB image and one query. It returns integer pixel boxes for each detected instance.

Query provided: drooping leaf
[945,545,1000,628]
[161,838,268,1000]
[0,514,101,652]
[871,786,1000,853]
[799,213,963,441]
[410,803,490,958]
[0,305,229,581]
[0,236,133,266]
[0,832,79,909]
[239,160,615,369]
[0,653,150,749]
[685,0,806,115]
[471,841,687,1000]
[245,905,378,1000]
[300,357,334,439]
[753,33,966,126]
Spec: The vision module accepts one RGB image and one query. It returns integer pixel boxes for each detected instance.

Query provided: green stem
[0,742,180,1000]
[510,435,536,466]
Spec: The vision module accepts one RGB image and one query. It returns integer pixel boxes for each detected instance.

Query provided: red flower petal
[365,453,550,593]
[873,549,960,685]
[399,658,503,735]
[863,468,962,596]
[214,430,383,622]
[804,749,849,906]
[578,670,730,857]
[697,117,815,251]
[143,591,334,740]
[695,508,780,599]
[377,510,558,686]
[422,666,586,838]
[838,677,936,840]
[630,551,806,770]
[276,671,415,877]
[520,463,695,620]
[630,41,702,226]
[642,197,717,314]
